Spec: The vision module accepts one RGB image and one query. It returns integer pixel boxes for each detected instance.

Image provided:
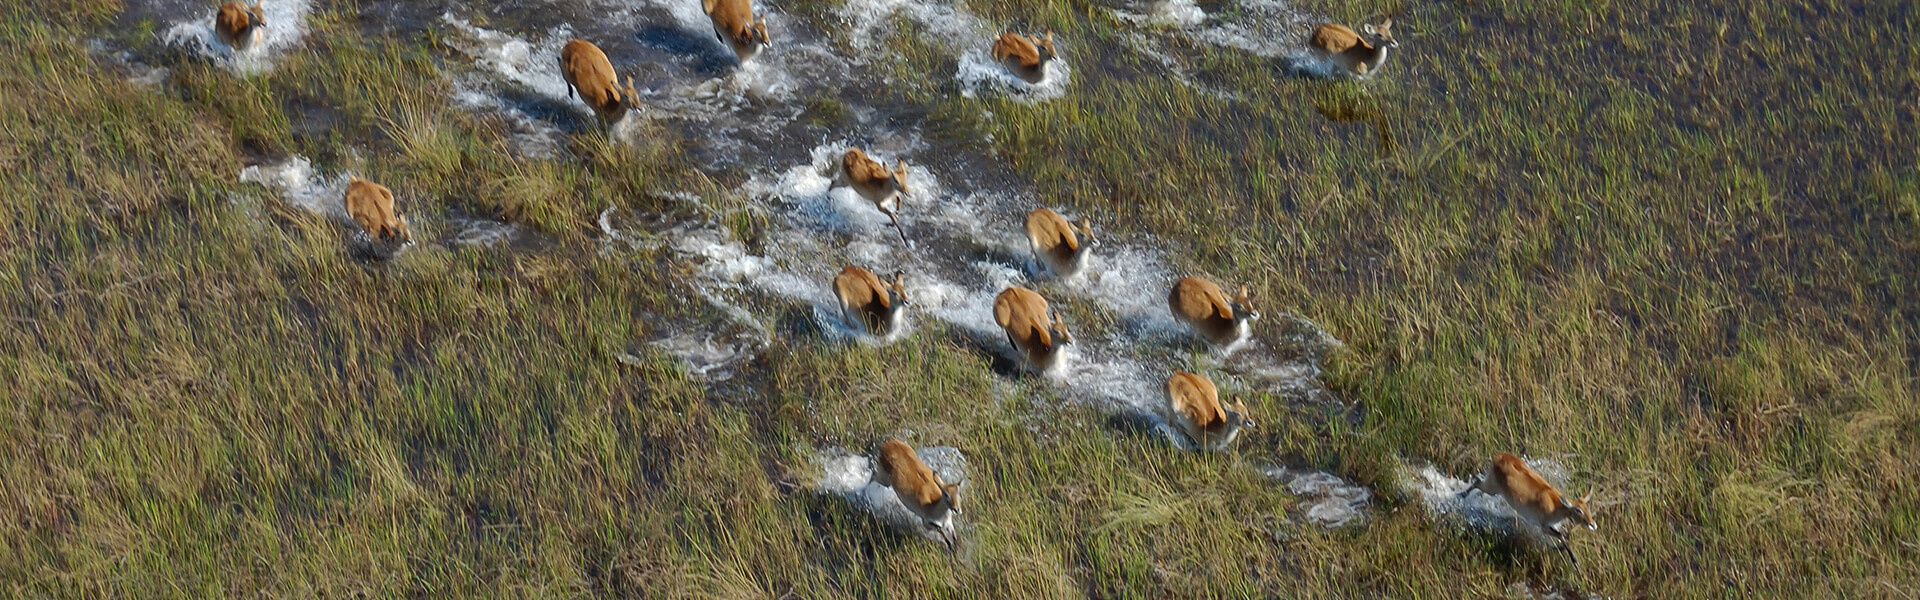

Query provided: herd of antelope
[215,0,1590,565]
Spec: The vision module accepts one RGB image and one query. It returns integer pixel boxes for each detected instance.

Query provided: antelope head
[618,75,643,111]
[1560,490,1597,530]
[1364,18,1398,49]
[1047,310,1073,347]
[1225,399,1255,430]
[888,271,909,305]
[891,160,911,197]
[1232,285,1260,322]
[1036,31,1058,64]
[752,15,771,47]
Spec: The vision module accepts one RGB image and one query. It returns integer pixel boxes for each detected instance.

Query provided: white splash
[1263,467,1371,527]
[437,15,579,156]
[446,216,518,247]
[650,140,1337,432]
[1114,0,1350,80]
[955,47,1072,102]
[815,445,969,545]
[238,155,348,223]
[163,0,312,75]
[650,329,766,381]
[1399,456,1576,541]
[440,15,576,103]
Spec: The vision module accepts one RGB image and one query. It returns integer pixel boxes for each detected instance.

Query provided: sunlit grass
[1,0,1916,597]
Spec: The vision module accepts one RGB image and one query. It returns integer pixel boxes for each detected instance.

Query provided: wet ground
[138,0,1385,532]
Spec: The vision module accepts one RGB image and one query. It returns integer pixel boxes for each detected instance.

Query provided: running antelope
[991,31,1057,84]
[215,1,266,51]
[1456,453,1598,566]
[834,266,907,337]
[704,0,770,63]
[1164,370,1255,451]
[993,286,1073,372]
[831,148,911,244]
[1167,277,1259,347]
[343,176,412,244]
[1309,18,1398,77]
[870,439,962,549]
[559,39,643,127]
[1024,208,1094,278]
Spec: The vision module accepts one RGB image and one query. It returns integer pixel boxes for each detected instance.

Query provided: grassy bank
[3,0,1917,597]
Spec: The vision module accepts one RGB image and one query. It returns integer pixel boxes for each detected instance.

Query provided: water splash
[162,0,312,75]
[1263,466,1371,527]
[815,445,969,545]
[647,141,1337,450]
[1398,456,1578,541]
[955,47,1072,102]
[238,155,349,223]
[1112,0,1349,80]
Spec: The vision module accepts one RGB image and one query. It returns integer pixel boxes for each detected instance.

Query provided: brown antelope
[833,266,907,337]
[870,439,962,549]
[1310,18,1398,77]
[993,286,1073,372]
[559,39,643,128]
[1163,370,1255,451]
[343,176,412,244]
[831,148,911,245]
[215,1,266,51]
[703,0,770,63]
[1167,277,1258,347]
[1456,453,1597,566]
[991,31,1057,84]
[1024,208,1094,278]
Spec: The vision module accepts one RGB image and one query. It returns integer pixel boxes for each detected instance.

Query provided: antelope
[1456,453,1598,566]
[559,39,643,128]
[991,31,1057,84]
[1167,277,1258,347]
[1163,370,1255,451]
[831,148,911,245]
[1309,18,1398,77]
[703,0,770,63]
[343,176,412,244]
[993,286,1073,372]
[214,1,266,51]
[833,266,908,337]
[1024,208,1094,278]
[869,439,962,549]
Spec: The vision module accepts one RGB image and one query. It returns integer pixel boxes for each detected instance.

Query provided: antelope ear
[1380,18,1393,30]
[1559,496,1573,509]
[1581,489,1593,503]
[1363,24,1377,34]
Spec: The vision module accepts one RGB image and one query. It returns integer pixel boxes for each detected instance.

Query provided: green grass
[2,0,1917,597]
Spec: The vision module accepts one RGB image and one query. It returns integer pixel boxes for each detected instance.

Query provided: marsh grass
[3,0,1917,597]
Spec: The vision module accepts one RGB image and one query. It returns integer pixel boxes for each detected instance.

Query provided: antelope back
[344,177,409,241]
[876,439,948,509]
[1169,277,1234,324]
[560,39,635,118]
[1311,23,1366,54]
[1165,370,1227,431]
[993,287,1053,348]
[1025,208,1079,253]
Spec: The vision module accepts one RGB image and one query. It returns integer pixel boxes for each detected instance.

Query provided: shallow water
[1399,456,1583,543]
[1262,466,1372,527]
[160,0,313,75]
[815,445,969,545]
[142,0,1344,462]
